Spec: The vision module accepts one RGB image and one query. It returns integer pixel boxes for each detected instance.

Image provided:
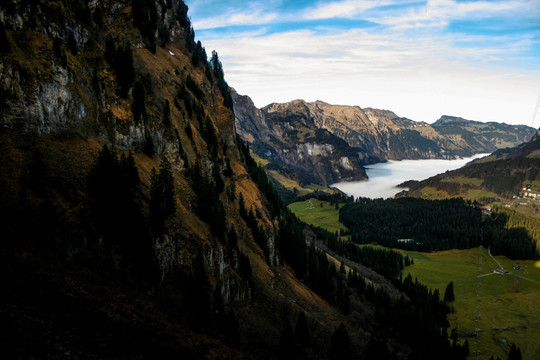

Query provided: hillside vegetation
[340,197,539,260]
[403,247,540,360]
[290,192,540,359]
[0,1,484,359]
[401,130,540,210]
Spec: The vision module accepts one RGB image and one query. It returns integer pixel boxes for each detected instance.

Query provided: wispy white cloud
[203,26,540,124]
[301,0,400,20]
[192,9,279,29]
[186,0,540,125]
[367,0,540,30]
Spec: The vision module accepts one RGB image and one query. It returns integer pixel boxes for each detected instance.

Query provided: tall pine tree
[150,157,176,235]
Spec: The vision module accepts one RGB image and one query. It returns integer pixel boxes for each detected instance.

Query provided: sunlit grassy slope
[401,247,540,360]
[289,198,540,359]
[288,199,346,233]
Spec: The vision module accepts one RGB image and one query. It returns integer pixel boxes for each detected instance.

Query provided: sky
[184,0,540,126]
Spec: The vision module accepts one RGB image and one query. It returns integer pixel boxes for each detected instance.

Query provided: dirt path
[296,199,315,212]
[487,246,504,270]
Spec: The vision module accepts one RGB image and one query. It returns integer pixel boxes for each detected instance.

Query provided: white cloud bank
[187,0,540,126]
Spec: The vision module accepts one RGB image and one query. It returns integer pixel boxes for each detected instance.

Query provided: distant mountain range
[399,128,540,202]
[232,90,367,186]
[233,91,536,186]
[2,1,537,359]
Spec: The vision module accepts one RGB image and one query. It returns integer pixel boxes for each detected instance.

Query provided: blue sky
[185,0,540,126]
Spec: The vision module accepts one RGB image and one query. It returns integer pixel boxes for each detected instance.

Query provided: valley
[233,92,536,189]
[1,1,539,359]
[289,199,540,360]
[403,247,540,360]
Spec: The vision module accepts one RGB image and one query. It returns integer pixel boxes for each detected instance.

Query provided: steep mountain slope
[399,129,540,204]
[0,2,479,359]
[234,94,536,186]
[233,90,367,186]
[0,1,362,358]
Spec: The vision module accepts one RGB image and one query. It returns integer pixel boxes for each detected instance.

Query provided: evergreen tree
[278,322,297,360]
[238,252,252,280]
[191,40,207,67]
[143,134,155,157]
[329,323,351,360]
[132,0,157,53]
[186,256,211,326]
[104,39,135,98]
[444,281,455,303]
[295,312,310,346]
[188,163,226,239]
[163,99,171,127]
[87,146,153,281]
[508,343,522,360]
[149,158,176,235]
[0,20,9,53]
[223,310,240,347]
[132,79,146,124]
[210,51,233,109]
[159,158,175,217]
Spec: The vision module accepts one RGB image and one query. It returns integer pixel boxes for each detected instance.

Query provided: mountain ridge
[234,92,536,187]
[0,1,530,359]
[232,89,368,186]
[397,127,540,205]
[2,1,437,359]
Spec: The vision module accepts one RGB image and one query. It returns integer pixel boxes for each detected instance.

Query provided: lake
[332,153,489,199]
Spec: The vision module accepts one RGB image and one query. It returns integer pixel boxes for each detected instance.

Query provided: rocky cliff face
[0,1,311,358]
[234,94,537,186]
[233,90,367,186]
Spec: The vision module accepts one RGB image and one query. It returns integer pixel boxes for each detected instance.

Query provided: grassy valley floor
[401,247,540,360]
[289,199,540,360]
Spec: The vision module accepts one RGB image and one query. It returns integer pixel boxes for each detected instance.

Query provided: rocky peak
[434,115,470,124]
[235,95,538,189]
[234,92,367,186]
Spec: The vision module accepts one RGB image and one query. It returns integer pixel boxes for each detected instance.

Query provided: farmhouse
[481,207,492,215]
[397,239,414,244]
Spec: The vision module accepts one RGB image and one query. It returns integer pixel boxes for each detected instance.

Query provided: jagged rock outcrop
[234,94,536,186]
[0,1,295,358]
[233,90,367,186]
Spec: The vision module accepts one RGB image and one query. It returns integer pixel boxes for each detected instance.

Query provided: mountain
[234,95,536,187]
[432,115,537,153]
[233,90,367,186]
[398,129,540,204]
[0,1,344,358]
[0,1,490,359]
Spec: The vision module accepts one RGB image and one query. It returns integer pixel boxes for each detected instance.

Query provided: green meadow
[289,199,540,359]
[288,199,347,234]
[401,247,540,360]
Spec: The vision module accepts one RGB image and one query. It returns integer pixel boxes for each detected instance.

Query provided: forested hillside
[0,1,509,359]
[340,197,539,259]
